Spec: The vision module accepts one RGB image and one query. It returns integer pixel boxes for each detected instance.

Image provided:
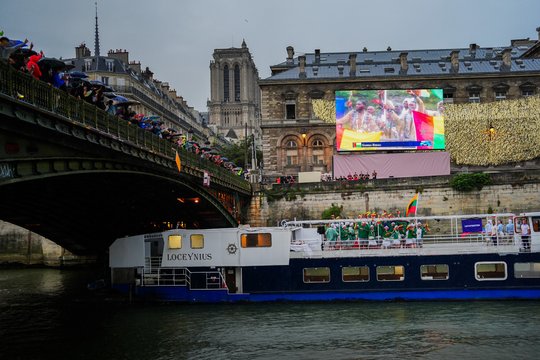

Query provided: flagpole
[415,192,420,221]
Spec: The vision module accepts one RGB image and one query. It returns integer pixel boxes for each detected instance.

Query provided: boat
[109,212,540,302]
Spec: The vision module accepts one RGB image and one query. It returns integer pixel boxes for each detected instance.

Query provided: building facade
[208,40,261,142]
[259,28,540,180]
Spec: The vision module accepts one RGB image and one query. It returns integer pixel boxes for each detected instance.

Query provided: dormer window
[106,59,115,72]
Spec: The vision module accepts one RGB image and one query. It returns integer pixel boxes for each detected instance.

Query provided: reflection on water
[1,268,540,360]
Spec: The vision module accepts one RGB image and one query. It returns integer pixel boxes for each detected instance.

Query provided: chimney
[142,66,154,81]
[286,46,294,64]
[469,43,478,57]
[75,43,90,59]
[314,49,320,64]
[129,61,141,74]
[337,60,344,76]
[537,26,540,40]
[399,52,408,72]
[349,53,357,76]
[107,49,129,65]
[450,50,460,72]
[161,82,170,92]
[502,48,512,68]
[169,89,177,99]
[298,55,306,78]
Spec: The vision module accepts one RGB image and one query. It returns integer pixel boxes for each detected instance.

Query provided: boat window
[532,217,540,232]
[342,266,369,282]
[475,262,507,280]
[190,234,204,249]
[376,265,404,281]
[241,233,272,248]
[168,234,182,249]
[421,264,449,280]
[303,267,330,283]
[514,262,540,278]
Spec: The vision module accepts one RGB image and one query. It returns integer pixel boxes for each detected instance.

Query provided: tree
[221,136,262,169]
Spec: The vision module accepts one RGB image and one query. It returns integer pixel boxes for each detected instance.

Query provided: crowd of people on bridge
[1,32,247,179]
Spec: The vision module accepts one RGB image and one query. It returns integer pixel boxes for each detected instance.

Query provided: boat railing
[291,233,520,253]
[141,257,226,290]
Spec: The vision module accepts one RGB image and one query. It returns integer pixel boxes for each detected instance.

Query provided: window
[475,262,507,280]
[376,265,404,281]
[522,90,534,97]
[443,93,454,103]
[532,217,540,232]
[303,267,330,283]
[311,140,324,165]
[514,263,540,278]
[190,234,204,249]
[168,234,182,249]
[312,139,324,147]
[495,91,507,100]
[241,233,272,248]
[286,101,296,119]
[234,64,240,102]
[101,76,109,85]
[421,264,449,280]
[84,59,92,72]
[223,65,229,102]
[469,92,480,103]
[105,59,114,72]
[285,140,298,166]
[342,266,369,282]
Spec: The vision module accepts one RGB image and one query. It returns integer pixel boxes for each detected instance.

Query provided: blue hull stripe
[113,285,540,303]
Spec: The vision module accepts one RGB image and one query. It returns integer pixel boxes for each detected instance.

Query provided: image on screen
[335,89,445,152]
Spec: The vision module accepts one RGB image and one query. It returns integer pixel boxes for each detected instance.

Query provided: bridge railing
[0,61,250,192]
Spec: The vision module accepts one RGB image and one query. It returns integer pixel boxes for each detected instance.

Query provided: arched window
[234,64,240,102]
[311,139,325,165]
[285,140,298,166]
[223,65,229,102]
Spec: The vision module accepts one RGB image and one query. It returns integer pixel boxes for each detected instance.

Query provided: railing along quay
[0,60,251,194]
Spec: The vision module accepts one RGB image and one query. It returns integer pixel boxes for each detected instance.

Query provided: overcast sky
[2,0,539,111]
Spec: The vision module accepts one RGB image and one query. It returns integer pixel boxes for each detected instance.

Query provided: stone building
[259,28,540,180]
[208,40,261,142]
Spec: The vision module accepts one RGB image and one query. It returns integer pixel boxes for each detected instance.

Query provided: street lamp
[300,128,307,146]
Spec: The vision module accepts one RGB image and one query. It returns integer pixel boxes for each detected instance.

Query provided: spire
[94,2,100,57]
[241,39,247,48]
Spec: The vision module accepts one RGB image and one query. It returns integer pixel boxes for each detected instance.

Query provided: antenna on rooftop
[94,2,100,58]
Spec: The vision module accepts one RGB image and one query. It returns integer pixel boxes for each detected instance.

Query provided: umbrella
[69,71,88,79]
[200,147,212,152]
[38,57,68,70]
[208,149,219,155]
[14,48,37,57]
[220,157,229,162]
[89,80,115,92]
[103,92,117,98]
[115,100,140,107]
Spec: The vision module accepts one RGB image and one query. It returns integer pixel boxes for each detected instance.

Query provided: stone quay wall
[0,221,94,266]
[247,170,540,226]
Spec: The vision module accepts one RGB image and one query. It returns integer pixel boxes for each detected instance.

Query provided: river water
[1,268,540,360]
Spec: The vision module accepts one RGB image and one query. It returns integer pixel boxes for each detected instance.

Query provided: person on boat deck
[324,224,338,249]
[416,222,423,248]
[505,219,515,244]
[405,224,416,247]
[381,226,392,248]
[520,218,531,252]
[497,220,504,237]
[391,225,402,248]
[357,221,369,248]
[485,220,497,246]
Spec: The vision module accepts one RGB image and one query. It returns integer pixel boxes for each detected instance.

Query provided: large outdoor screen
[335,89,445,152]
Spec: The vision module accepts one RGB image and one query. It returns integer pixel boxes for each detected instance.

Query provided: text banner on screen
[335,89,445,152]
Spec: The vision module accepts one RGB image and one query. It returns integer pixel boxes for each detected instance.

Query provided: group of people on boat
[485,217,532,250]
[323,216,427,250]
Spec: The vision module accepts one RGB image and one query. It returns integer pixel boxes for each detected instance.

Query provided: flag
[412,110,434,149]
[406,193,419,217]
[175,151,182,172]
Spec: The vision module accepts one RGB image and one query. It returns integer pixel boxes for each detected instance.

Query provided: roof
[263,44,540,82]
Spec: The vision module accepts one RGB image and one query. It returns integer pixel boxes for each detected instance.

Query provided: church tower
[208,40,260,142]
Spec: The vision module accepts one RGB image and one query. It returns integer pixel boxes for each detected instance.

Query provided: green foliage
[221,137,262,169]
[322,204,342,220]
[450,173,492,192]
